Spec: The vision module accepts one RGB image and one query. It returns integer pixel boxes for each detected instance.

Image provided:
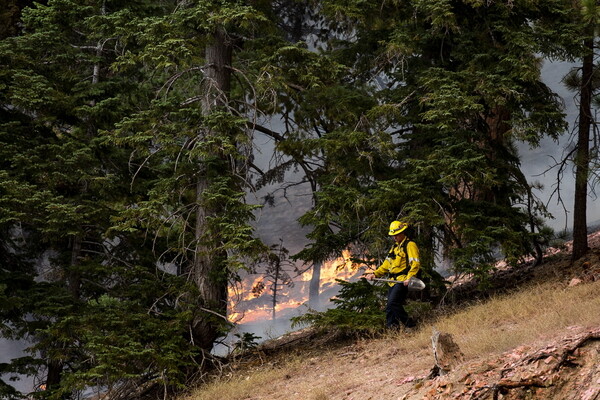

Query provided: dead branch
[477,329,600,400]
[551,330,600,372]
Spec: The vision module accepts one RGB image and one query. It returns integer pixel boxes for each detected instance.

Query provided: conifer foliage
[0,0,591,398]
[292,278,387,333]
[0,0,202,397]
[287,0,576,274]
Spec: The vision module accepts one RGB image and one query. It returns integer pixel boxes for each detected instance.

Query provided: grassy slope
[182,239,600,400]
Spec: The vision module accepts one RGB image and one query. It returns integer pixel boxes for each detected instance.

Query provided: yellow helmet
[388,220,408,236]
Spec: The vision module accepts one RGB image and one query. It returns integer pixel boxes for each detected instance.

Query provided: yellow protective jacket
[374,239,421,286]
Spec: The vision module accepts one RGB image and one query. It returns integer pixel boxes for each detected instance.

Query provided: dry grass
[430,280,600,357]
[182,278,600,400]
[180,364,288,400]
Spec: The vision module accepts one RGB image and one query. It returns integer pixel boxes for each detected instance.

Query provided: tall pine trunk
[308,261,321,309]
[572,34,592,261]
[191,27,232,351]
[271,261,280,320]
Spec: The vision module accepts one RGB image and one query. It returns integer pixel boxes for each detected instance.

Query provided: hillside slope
[184,233,600,400]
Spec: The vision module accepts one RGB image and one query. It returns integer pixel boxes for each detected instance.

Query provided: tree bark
[45,359,62,392]
[191,27,233,351]
[572,34,592,261]
[308,260,322,309]
[272,260,280,320]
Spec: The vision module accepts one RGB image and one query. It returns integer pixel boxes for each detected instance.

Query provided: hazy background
[520,60,600,231]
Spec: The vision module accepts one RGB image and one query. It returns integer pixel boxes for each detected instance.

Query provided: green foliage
[0,0,215,396]
[52,291,196,393]
[281,0,573,282]
[405,300,433,322]
[292,275,439,334]
[292,278,386,333]
[232,332,262,353]
[0,0,584,397]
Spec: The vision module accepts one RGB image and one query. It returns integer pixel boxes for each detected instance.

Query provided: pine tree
[571,0,596,261]
[0,0,589,396]
[106,0,369,354]
[106,0,286,353]
[1,1,199,396]
[286,0,574,277]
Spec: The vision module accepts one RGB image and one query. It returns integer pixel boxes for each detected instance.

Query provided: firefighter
[373,220,420,329]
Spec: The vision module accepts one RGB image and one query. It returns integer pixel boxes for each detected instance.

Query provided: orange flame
[228,250,363,324]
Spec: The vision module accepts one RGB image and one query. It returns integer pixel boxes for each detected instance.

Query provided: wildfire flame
[228,250,363,324]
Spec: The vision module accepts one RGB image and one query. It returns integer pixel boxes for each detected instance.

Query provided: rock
[429,327,465,377]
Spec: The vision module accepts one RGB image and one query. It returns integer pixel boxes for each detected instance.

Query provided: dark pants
[386,283,414,328]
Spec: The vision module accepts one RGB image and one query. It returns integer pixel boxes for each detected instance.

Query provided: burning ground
[227,249,364,324]
[185,232,600,400]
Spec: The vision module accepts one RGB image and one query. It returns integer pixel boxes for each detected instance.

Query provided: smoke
[229,60,600,350]
[0,340,35,392]
[518,60,600,232]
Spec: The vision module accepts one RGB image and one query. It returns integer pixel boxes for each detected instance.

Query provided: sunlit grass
[180,365,287,400]
[423,280,600,357]
[182,279,600,400]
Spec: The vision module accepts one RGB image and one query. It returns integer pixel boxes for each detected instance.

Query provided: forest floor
[181,231,600,400]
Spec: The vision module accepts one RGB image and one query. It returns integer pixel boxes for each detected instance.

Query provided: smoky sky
[519,60,600,232]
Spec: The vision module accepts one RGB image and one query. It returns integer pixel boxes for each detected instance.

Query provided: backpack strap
[387,244,397,259]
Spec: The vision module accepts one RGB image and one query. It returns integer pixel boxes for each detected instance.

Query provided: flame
[228,249,363,324]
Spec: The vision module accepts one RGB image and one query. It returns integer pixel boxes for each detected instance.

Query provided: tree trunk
[191,27,233,351]
[45,359,62,392]
[272,263,279,320]
[192,178,228,351]
[308,261,322,309]
[572,35,592,261]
